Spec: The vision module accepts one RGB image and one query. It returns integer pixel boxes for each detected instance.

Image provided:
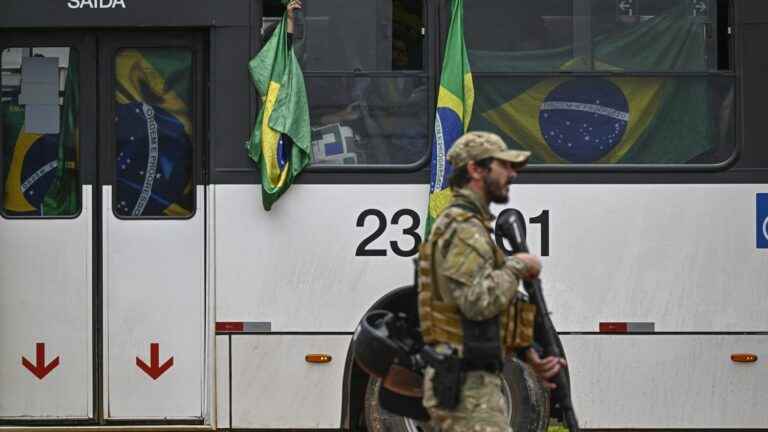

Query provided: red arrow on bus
[136,343,173,380]
[22,343,60,380]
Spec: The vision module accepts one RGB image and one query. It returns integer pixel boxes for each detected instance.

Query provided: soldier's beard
[483,173,510,204]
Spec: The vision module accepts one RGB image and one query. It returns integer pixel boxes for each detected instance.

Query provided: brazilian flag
[3,50,78,216]
[246,7,311,211]
[114,48,194,217]
[427,0,473,234]
[44,49,80,215]
[471,3,716,164]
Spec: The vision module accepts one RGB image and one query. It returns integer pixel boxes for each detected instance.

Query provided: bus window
[591,0,722,72]
[466,0,729,73]
[471,76,735,165]
[466,0,735,166]
[261,0,429,167]
[306,76,428,165]
[113,48,194,217]
[465,0,576,73]
[273,0,425,72]
[1,47,80,217]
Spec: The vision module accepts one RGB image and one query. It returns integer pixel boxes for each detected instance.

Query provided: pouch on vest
[510,300,537,349]
[462,317,503,372]
[430,350,463,410]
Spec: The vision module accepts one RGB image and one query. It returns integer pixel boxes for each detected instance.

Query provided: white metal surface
[0,186,93,418]
[492,184,768,331]
[216,184,767,333]
[230,335,350,429]
[562,334,768,429]
[204,185,217,426]
[214,184,428,331]
[103,186,205,419]
[215,336,229,430]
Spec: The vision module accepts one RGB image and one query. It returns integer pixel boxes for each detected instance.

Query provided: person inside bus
[315,34,427,165]
[261,0,301,46]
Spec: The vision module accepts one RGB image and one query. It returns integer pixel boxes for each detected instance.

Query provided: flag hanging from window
[246,10,311,211]
[426,0,474,235]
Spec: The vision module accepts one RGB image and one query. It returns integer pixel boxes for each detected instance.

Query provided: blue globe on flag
[539,78,629,163]
[20,134,59,210]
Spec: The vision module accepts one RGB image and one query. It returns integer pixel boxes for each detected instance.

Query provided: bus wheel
[363,357,549,432]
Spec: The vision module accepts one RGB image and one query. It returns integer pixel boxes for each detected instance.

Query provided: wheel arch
[340,284,417,430]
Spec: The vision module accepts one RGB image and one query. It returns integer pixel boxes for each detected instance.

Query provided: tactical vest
[418,207,535,354]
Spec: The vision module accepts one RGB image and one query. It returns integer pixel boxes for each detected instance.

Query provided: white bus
[1,0,766,430]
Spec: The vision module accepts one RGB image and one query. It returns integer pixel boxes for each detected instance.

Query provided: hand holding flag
[247,6,311,211]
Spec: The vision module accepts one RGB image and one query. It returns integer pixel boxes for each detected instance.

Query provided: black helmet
[354,310,409,377]
[353,310,423,397]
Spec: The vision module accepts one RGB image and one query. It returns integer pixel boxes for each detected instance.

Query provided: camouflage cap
[447,131,531,169]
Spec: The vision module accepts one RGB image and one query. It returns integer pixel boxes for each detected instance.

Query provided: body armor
[418,207,535,356]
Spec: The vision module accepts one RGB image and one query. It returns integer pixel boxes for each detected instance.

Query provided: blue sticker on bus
[758,194,768,249]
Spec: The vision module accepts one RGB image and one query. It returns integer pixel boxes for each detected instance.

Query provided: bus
[1,0,766,430]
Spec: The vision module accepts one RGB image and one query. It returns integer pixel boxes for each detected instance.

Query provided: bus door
[0,31,207,422]
[0,32,97,421]
[98,32,206,421]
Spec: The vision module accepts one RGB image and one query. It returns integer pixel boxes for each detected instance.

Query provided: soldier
[418,131,566,432]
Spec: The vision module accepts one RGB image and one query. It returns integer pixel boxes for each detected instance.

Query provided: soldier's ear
[466,161,485,180]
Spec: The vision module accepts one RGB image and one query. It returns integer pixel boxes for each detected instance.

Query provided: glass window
[260,0,429,167]
[287,0,424,72]
[469,76,735,165]
[465,0,734,166]
[1,47,80,217]
[113,48,194,217]
[591,0,718,71]
[465,0,576,73]
[306,76,428,165]
[466,0,724,73]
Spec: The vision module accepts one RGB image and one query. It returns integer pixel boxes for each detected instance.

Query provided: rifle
[496,209,580,432]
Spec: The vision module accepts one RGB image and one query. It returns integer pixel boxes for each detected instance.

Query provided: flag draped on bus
[247,11,311,211]
[470,3,714,164]
[427,0,474,234]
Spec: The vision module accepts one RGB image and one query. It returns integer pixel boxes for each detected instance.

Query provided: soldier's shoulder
[433,207,483,235]
[434,210,492,259]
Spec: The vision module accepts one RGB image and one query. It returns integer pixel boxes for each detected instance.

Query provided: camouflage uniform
[421,132,531,432]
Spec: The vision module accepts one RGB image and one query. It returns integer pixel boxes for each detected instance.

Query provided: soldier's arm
[439,221,529,321]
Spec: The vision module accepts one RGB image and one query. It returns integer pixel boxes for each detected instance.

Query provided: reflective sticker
[758,194,768,249]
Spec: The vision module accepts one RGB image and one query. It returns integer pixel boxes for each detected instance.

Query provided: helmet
[353,310,423,397]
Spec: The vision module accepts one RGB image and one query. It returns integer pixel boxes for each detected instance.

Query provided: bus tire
[363,357,550,432]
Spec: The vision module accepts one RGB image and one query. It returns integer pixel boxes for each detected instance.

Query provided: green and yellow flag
[471,4,714,164]
[427,0,474,234]
[247,10,311,211]
[43,49,79,215]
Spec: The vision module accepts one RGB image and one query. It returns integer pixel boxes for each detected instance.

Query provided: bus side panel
[230,334,350,428]
[563,335,768,429]
[492,184,768,332]
[103,186,205,419]
[215,335,230,430]
[0,186,93,419]
[213,184,428,332]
